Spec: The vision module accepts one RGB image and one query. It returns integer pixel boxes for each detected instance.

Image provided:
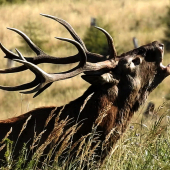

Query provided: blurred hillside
[0,0,169,119]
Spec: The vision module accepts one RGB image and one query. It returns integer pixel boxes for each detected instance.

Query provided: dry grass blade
[0,127,12,144]
[80,93,94,113]
[18,115,32,137]
[89,140,101,158]
[69,133,91,154]
[54,122,78,145]
[53,106,65,127]
[54,123,80,161]
[63,133,92,168]
[75,93,94,125]
[83,135,100,157]
[35,115,70,158]
[0,144,6,152]
[76,137,86,157]
[95,103,112,127]
[30,129,47,150]
[44,106,64,128]
[102,127,116,149]
[52,116,70,143]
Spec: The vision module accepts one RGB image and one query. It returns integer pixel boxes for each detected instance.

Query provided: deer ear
[81,73,119,85]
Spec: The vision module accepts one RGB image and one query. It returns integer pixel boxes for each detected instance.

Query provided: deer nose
[152,41,164,53]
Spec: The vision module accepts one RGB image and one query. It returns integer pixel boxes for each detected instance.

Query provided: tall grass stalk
[0,103,170,169]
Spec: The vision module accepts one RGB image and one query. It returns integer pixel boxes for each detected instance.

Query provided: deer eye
[132,57,141,66]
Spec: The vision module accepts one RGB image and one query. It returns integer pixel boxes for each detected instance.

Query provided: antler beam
[0,38,116,97]
[0,14,117,97]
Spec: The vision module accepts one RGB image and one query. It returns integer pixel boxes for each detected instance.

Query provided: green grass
[106,115,170,169]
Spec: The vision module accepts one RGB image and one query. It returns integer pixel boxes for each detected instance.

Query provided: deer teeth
[160,63,166,69]
[159,44,164,51]
[159,46,163,50]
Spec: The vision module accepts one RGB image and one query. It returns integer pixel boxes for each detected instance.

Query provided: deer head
[0,14,168,100]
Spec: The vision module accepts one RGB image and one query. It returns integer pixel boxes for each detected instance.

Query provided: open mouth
[159,43,170,73]
[158,43,166,68]
[160,62,170,74]
[158,43,164,52]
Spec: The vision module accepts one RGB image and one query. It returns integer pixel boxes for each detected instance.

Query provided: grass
[104,102,170,170]
[0,105,105,169]
[0,0,169,119]
[0,102,170,170]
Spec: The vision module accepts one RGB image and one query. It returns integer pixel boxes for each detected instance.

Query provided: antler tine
[40,13,87,51]
[0,29,80,74]
[7,28,46,55]
[0,78,39,91]
[40,14,105,59]
[14,53,55,97]
[0,65,28,73]
[55,37,87,67]
[8,38,87,97]
[0,49,43,92]
[0,37,117,97]
[0,40,79,73]
[94,26,117,59]
[32,83,53,98]
[14,49,52,79]
[0,42,19,60]
[0,28,47,74]
[0,42,29,73]
[0,15,108,75]
[0,14,118,97]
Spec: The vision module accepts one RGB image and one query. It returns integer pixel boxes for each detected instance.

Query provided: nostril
[132,57,141,66]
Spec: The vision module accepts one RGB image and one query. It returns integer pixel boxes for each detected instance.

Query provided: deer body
[0,14,169,167]
[0,84,119,162]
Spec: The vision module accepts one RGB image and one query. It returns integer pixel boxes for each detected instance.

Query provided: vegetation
[0,102,170,169]
[83,19,115,56]
[0,0,26,5]
[0,0,168,118]
[162,6,170,52]
[107,107,170,170]
[19,20,48,54]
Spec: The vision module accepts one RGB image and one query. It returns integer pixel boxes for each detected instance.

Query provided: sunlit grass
[0,101,170,169]
[104,102,170,170]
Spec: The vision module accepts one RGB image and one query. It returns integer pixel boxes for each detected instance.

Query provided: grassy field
[0,0,169,119]
[0,0,170,169]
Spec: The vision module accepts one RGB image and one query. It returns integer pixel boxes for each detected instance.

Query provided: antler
[0,14,117,74]
[40,14,117,59]
[0,14,117,97]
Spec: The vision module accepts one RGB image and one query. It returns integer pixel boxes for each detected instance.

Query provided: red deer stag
[0,14,169,166]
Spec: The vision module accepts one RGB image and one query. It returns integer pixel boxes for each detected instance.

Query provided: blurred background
[0,0,170,119]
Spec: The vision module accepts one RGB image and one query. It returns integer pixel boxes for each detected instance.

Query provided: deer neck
[96,76,144,136]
